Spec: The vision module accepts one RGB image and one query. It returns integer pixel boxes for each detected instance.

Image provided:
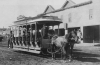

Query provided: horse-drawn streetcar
[9,16,63,54]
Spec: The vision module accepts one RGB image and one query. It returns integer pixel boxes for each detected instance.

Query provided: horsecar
[10,16,64,55]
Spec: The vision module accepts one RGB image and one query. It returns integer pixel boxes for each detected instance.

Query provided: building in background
[13,0,100,43]
[38,0,100,43]
[0,27,11,37]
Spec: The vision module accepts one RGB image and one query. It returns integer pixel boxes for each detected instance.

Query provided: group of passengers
[8,26,82,48]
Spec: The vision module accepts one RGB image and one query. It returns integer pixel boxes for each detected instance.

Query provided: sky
[0,0,90,28]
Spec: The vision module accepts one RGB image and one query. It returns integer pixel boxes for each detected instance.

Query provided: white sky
[0,0,90,28]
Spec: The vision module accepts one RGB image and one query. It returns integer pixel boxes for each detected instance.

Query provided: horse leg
[68,43,74,61]
[61,46,66,60]
[51,53,55,60]
[52,44,56,59]
[65,43,72,61]
[70,43,74,57]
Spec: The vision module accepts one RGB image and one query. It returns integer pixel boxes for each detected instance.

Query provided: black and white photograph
[0,0,100,65]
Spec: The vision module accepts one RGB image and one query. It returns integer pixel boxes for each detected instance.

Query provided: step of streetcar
[13,47,41,54]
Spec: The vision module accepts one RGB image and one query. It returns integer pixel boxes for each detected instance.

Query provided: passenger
[32,30,35,42]
[48,29,55,39]
[32,30,41,41]
[27,31,30,46]
[77,29,82,43]
[41,26,45,38]
[41,26,49,39]
[37,30,41,38]
[8,31,14,48]
[29,28,33,42]
[45,26,49,38]
[34,30,41,47]
[23,31,26,46]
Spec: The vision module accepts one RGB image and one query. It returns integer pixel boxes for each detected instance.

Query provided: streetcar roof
[28,16,62,26]
[13,16,62,26]
[9,23,30,27]
[29,18,62,25]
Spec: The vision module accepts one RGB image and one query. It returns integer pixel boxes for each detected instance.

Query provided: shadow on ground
[15,50,52,58]
[73,51,100,62]
[94,44,100,47]
[14,48,100,63]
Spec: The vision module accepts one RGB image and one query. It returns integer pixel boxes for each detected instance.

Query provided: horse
[66,31,78,60]
[51,31,78,61]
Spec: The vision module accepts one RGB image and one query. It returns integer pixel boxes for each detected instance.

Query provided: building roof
[39,0,92,15]
[43,5,55,14]
[61,0,76,8]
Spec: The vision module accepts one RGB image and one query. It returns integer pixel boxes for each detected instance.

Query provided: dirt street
[0,39,100,65]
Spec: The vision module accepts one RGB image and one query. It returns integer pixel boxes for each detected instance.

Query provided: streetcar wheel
[40,48,50,55]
